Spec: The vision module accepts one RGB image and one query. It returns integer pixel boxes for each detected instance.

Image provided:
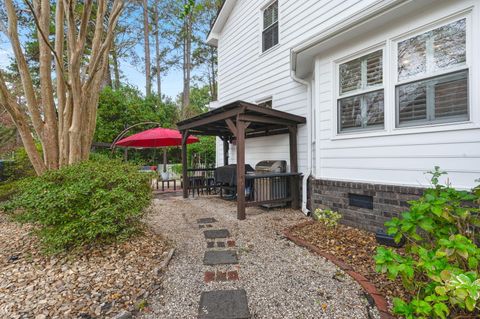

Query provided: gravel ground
[143,195,380,319]
[0,214,169,319]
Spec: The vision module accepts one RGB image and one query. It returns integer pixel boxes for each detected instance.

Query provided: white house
[206,0,480,231]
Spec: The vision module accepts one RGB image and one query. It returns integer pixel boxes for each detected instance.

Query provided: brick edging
[284,221,394,319]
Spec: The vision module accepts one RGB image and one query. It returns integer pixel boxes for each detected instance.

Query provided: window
[396,19,468,127]
[262,1,278,52]
[338,50,384,132]
[258,100,272,108]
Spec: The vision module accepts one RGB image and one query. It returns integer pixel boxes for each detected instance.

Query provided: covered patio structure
[177,101,306,220]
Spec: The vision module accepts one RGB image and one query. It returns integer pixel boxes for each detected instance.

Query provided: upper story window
[396,19,469,127]
[337,50,384,132]
[258,100,273,108]
[262,1,278,52]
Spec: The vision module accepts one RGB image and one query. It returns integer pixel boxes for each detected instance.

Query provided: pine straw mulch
[289,221,411,311]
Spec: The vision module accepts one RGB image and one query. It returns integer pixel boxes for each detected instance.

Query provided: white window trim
[333,44,387,135]
[259,0,280,56]
[329,8,478,141]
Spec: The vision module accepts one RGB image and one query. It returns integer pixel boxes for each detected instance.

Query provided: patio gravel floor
[142,195,380,319]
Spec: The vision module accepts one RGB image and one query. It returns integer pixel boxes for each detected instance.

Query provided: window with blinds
[396,19,468,127]
[262,1,278,52]
[338,50,384,132]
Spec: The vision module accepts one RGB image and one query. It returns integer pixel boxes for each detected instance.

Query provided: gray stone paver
[198,289,250,319]
[204,229,230,239]
[197,218,218,224]
[203,250,238,265]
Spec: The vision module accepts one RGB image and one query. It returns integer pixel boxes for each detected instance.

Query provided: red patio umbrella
[115,127,199,148]
[114,127,199,172]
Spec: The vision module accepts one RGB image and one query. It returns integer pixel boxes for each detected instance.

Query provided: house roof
[176,100,306,139]
[206,0,237,46]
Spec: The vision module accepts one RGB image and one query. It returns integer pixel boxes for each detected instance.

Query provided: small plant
[313,208,342,227]
[374,168,480,318]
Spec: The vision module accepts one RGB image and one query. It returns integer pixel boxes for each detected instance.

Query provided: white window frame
[329,8,477,140]
[260,0,280,55]
[335,46,386,134]
[393,16,471,128]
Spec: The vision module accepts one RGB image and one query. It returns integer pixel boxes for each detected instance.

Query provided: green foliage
[374,167,480,318]
[171,163,183,176]
[0,147,38,203]
[95,85,178,143]
[2,156,152,254]
[313,208,342,227]
[188,135,216,167]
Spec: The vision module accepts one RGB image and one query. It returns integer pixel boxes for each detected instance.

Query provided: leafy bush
[0,147,38,203]
[2,157,152,253]
[374,167,480,318]
[313,208,342,227]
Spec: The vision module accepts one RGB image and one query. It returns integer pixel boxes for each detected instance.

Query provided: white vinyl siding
[216,0,480,189]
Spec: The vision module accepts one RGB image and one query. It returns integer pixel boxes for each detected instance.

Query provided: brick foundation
[308,178,424,233]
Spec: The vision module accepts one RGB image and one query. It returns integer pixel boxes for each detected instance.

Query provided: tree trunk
[111,44,121,89]
[1,0,124,174]
[182,7,192,118]
[210,46,217,101]
[143,0,151,96]
[153,2,161,99]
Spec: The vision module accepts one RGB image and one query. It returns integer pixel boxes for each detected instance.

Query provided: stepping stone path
[196,218,251,319]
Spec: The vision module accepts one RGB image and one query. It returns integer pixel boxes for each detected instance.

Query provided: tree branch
[23,0,69,88]
[4,0,44,136]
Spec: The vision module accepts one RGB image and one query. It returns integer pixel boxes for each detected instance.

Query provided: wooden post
[181,130,189,199]
[289,126,300,209]
[236,120,246,220]
[223,138,229,165]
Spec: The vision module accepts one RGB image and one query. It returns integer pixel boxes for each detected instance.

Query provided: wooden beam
[236,120,246,220]
[288,126,300,209]
[181,130,189,199]
[177,108,242,131]
[244,104,306,123]
[223,139,229,165]
[225,118,237,137]
[238,114,296,126]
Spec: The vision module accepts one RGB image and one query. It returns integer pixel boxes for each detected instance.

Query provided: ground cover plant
[1,155,152,253]
[375,167,480,319]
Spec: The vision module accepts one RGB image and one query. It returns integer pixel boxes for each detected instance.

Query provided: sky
[0,40,184,100]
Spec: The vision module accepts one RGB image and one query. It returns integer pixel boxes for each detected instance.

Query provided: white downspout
[290,68,313,215]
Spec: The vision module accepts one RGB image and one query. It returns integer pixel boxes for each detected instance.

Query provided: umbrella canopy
[115,127,199,148]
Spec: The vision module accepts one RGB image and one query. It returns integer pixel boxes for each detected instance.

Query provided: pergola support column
[289,126,300,209]
[222,138,229,165]
[181,130,189,199]
[236,120,246,220]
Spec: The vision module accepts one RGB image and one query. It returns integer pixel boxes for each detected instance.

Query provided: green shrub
[313,208,342,227]
[2,157,152,253]
[374,167,480,318]
[0,180,20,202]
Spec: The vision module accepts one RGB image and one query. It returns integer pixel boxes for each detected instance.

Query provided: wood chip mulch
[0,213,172,318]
[289,221,410,311]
